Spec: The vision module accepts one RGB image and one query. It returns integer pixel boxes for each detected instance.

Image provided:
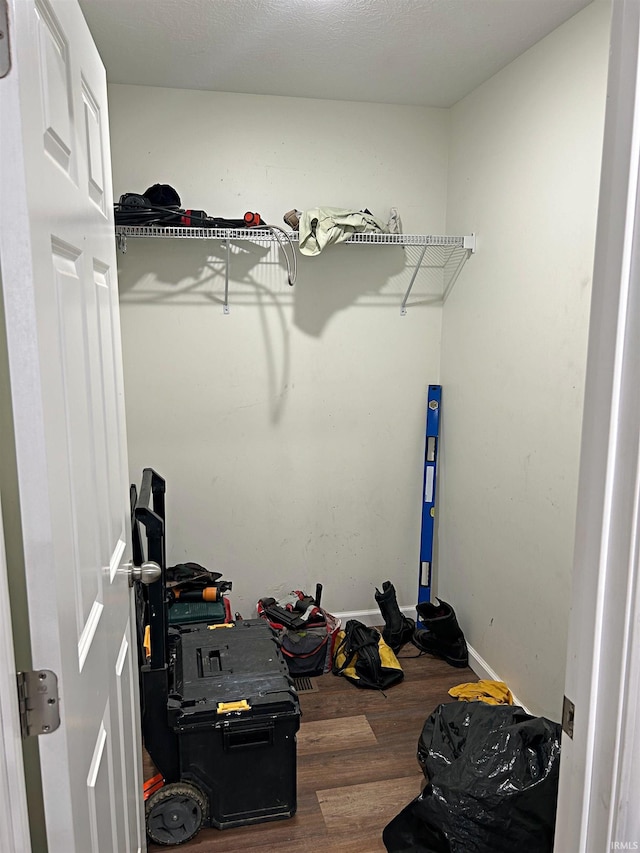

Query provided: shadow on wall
[116,238,423,424]
[294,245,406,336]
[116,238,292,425]
[116,237,272,300]
[116,235,409,330]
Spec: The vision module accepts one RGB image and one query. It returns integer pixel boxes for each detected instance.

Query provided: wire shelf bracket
[400,233,476,315]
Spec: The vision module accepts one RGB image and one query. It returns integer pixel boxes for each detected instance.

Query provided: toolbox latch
[217,699,251,714]
[17,670,60,738]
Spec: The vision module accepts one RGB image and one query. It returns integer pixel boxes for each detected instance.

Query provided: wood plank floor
[146,647,477,851]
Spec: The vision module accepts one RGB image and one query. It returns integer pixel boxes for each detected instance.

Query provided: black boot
[411,598,468,668]
[375,581,415,653]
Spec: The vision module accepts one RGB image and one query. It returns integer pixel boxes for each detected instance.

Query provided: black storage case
[170,620,300,829]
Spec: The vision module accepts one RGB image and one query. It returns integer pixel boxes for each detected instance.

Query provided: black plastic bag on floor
[383,701,562,853]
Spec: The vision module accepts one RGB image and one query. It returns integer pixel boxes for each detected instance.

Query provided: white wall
[109,87,449,617]
[440,1,611,719]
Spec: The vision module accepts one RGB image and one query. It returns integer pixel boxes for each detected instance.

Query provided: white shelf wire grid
[114,225,472,248]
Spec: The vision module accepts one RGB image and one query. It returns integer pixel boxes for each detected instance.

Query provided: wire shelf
[114,225,472,248]
[114,226,475,312]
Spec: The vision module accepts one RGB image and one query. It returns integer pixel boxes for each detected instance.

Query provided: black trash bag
[383,701,562,853]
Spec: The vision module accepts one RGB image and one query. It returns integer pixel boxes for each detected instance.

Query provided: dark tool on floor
[163,561,232,627]
[172,588,220,602]
[257,588,341,678]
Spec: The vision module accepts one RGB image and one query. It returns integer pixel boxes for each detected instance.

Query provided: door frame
[0,0,37,846]
[554,0,640,849]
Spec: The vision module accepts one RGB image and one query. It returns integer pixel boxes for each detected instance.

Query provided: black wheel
[145,781,207,846]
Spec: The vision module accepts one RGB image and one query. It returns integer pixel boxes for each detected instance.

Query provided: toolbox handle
[137,468,166,524]
[223,722,274,751]
[133,468,167,671]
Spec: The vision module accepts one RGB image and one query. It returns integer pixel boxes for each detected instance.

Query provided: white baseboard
[334,606,416,627]
[467,643,530,713]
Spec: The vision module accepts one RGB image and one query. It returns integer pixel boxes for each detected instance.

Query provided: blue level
[418,385,441,618]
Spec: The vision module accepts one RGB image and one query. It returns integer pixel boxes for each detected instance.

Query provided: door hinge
[562,695,575,739]
[17,670,60,739]
[0,0,10,79]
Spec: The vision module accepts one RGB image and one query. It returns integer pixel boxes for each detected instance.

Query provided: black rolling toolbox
[170,620,300,830]
[131,469,301,846]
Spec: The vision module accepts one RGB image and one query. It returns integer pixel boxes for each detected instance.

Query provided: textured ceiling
[79,0,596,108]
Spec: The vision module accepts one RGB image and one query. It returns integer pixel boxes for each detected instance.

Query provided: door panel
[0,0,144,850]
[87,715,116,853]
[35,0,74,175]
[115,631,142,853]
[81,81,106,210]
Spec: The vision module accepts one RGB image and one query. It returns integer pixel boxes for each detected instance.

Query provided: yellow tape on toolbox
[216,700,251,714]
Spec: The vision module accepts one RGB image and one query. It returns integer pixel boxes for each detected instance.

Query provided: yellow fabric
[378,636,402,671]
[448,679,513,705]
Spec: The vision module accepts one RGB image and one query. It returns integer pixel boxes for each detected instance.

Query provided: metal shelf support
[400,233,476,315]
[223,238,230,315]
[400,244,429,316]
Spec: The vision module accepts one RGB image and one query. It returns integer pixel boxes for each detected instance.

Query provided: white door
[0,0,145,851]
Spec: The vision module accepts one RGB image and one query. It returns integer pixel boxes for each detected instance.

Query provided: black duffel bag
[332,619,403,691]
